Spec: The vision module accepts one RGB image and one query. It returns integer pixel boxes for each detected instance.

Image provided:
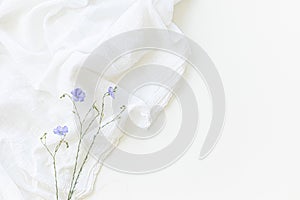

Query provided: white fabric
[0,0,184,199]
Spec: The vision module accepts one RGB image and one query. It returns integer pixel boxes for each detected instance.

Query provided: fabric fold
[0,0,186,199]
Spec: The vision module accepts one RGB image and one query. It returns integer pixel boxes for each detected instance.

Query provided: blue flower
[71,88,86,102]
[53,126,68,136]
[108,86,115,99]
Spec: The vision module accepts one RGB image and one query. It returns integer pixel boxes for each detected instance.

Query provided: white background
[90,0,300,199]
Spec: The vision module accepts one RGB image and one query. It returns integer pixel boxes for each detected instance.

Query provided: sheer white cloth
[0,0,184,199]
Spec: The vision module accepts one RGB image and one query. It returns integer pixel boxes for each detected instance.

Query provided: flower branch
[41,86,125,200]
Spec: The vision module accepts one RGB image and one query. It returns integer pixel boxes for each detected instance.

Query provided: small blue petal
[53,125,68,136]
[71,88,86,102]
[62,126,68,133]
[108,86,115,99]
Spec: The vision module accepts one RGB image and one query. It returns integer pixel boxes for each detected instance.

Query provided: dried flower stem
[40,134,68,200]
[68,94,126,199]
[65,94,83,200]
[42,87,124,200]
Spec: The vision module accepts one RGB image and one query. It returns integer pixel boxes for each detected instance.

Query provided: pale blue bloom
[53,126,68,136]
[108,86,115,99]
[71,88,86,102]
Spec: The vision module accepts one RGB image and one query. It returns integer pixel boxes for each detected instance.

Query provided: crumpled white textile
[0,0,185,199]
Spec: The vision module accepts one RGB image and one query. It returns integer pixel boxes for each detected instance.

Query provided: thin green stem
[67,94,108,200]
[40,135,53,158]
[64,94,84,200]
[67,139,82,200]
[81,105,100,139]
[82,102,96,125]
[53,157,59,200]
[68,97,125,199]
[67,93,107,199]
[40,135,66,200]
[62,94,82,129]
[81,94,107,139]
